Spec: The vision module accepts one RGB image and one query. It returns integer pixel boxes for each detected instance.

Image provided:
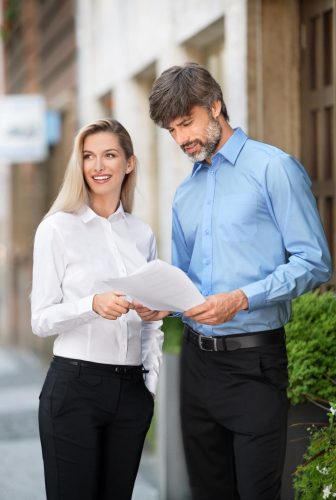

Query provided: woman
[31,119,163,500]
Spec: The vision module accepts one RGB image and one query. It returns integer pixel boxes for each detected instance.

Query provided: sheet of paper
[101,259,205,312]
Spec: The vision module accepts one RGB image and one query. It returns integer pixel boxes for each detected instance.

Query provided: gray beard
[185,118,222,163]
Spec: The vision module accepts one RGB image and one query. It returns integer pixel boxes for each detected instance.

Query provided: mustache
[181,140,203,150]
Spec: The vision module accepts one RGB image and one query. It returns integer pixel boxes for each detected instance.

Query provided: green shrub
[293,406,336,499]
[286,291,336,405]
[162,316,184,354]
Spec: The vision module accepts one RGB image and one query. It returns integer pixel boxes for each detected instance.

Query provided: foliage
[0,0,20,41]
[294,405,336,499]
[286,291,336,405]
[162,316,184,354]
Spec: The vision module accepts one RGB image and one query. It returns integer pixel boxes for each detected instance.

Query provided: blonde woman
[31,119,163,500]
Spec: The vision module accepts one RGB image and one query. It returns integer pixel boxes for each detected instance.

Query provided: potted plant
[293,401,336,499]
[283,291,336,499]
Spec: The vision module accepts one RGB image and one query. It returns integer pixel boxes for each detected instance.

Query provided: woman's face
[83,131,134,200]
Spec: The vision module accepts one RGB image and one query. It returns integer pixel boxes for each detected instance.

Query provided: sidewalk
[0,346,158,500]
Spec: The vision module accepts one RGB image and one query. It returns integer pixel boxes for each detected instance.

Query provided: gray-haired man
[136,63,331,500]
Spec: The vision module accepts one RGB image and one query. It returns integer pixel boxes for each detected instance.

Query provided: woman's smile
[92,174,112,183]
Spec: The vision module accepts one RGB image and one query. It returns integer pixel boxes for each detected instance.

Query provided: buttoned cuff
[240,283,267,312]
[81,294,100,318]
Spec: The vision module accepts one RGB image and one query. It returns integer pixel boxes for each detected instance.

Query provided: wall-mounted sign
[0,94,47,162]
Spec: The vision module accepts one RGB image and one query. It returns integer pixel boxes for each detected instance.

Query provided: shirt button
[204,229,209,235]
[206,200,211,205]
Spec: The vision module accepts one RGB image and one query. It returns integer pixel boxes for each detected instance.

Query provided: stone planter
[157,353,191,500]
[281,402,329,499]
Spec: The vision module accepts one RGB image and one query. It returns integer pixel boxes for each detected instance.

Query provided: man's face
[167,105,222,162]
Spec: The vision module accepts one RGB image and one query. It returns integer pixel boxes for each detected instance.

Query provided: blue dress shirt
[172,128,332,336]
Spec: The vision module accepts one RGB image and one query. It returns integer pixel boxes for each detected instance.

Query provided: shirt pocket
[218,193,258,242]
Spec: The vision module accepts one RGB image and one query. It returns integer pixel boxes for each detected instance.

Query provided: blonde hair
[45,118,137,217]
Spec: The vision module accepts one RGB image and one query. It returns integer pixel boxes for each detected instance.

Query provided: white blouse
[31,204,163,394]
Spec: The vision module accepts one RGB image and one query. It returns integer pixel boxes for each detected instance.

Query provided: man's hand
[92,291,134,320]
[134,302,170,321]
[184,289,248,325]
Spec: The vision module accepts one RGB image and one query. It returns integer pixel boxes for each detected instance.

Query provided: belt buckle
[198,335,217,352]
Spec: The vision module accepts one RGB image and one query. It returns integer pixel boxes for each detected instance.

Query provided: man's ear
[211,100,222,119]
[126,155,136,173]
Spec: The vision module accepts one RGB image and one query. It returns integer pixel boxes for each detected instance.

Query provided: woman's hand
[133,302,170,321]
[92,291,134,320]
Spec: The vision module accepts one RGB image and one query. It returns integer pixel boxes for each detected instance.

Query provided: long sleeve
[141,231,164,394]
[172,203,191,273]
[31,220,98,337]
[241,154,332,310]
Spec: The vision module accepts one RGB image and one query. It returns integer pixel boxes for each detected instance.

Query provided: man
[136,63,332,500]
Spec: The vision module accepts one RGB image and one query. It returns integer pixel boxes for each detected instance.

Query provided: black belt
[52,356,147,375]
[185,326,285,352]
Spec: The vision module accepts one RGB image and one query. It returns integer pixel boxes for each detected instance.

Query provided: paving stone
[0,410,39,440]
[0,438,45,500]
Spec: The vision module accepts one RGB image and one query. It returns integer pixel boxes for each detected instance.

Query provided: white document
[102,259,205,312]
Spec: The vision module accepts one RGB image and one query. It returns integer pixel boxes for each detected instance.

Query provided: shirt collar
[79,202,126,223]
[191,127,248,176]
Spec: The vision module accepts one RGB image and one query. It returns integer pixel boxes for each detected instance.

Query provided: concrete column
[113,77,160,234]
[158,354,191,500]
[0,161,10,343]
[76,0,103,125]
[247,0,300,156]
[0,5,11,343]
[155,48,192,262]
[223,0,248,130]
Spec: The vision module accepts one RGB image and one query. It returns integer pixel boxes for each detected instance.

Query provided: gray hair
[149,62,229,128]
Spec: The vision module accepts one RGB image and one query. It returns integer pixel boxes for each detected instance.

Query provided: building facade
[77,0,335,281]
[0,0,335,350]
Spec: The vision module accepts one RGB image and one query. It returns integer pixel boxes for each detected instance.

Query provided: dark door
[301,0,336,286]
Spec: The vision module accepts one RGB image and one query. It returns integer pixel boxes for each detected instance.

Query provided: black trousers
[180,329,289,500]
[39,358,154,500]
